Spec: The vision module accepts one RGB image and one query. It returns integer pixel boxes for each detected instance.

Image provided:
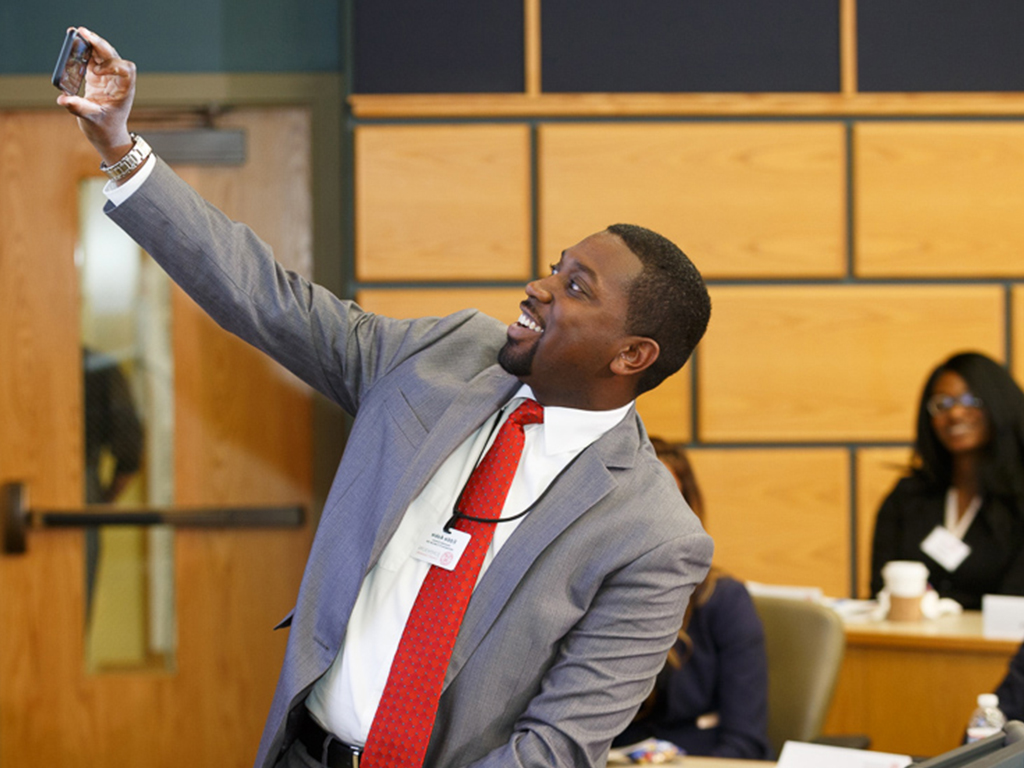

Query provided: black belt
[295,710,362,768]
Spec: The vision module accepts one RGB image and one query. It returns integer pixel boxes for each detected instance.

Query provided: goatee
[498,339,534,377]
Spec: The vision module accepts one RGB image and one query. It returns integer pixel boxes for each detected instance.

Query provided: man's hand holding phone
[56,27,137,169]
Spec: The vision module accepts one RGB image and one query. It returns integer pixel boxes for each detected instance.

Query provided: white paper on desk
[777,741,912,768]
[983,594,1024,639]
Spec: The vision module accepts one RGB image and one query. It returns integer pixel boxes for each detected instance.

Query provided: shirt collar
[510,384,634,456]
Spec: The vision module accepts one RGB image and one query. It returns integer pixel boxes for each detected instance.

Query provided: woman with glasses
[870,351,1024,609]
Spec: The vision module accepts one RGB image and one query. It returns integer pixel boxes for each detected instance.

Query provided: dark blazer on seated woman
[613,575,771,759]
[871,476,1024,610]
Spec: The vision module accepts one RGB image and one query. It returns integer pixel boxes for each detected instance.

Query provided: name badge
[413,527,471,571]
[920,525,972,573]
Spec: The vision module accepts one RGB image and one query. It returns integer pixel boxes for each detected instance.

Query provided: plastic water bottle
[966,693,1007,743]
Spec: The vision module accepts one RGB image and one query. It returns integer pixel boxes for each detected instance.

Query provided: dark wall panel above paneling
[4,0,339,74]
[541,0,840,93]
[353,0,523,93]
[859,1,1024,92]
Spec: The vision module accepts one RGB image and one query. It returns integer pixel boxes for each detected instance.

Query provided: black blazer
[870,476,1024,609]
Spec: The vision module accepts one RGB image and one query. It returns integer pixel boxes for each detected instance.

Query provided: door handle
[1,481,305,555]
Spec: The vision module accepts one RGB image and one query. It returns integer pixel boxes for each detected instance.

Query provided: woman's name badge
[920,525,971,572]
[413,527,471,571]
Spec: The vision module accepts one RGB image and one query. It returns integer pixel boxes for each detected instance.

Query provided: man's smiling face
[498,230,644,409]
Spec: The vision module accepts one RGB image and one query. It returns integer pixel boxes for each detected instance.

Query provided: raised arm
[56,29,507,414]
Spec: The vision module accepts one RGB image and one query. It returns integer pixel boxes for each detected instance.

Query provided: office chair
[752,594,853,756]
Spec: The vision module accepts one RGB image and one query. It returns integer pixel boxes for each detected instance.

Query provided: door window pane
[78,178,175,673]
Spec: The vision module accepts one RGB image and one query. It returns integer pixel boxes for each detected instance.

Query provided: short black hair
[914,351,1024,504]
[606,223,711,395]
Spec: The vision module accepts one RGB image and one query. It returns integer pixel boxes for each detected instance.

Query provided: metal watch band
[99,133,153,182]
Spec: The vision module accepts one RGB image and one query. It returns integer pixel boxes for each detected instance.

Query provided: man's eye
[549,263,560,275]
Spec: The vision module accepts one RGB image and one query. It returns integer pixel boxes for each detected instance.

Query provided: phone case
[52,30,92,96]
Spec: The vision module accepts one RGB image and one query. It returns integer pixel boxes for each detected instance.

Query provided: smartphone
[52,29,92,96]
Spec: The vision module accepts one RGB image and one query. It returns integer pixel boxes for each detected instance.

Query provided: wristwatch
[100,133,153,182]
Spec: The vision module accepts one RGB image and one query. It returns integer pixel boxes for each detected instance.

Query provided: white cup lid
[881,560,929,597]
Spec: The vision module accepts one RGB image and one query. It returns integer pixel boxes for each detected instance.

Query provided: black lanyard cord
[442,448,586,533]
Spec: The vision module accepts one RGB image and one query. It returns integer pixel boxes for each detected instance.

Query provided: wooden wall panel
[356,287,525,325]
[699,286,1005,442]
[687,448,850,596]
[636,368,692,444]
[356,125,531,282]
[1013,286,1024,386]
[538,122,846,278]
[855,447,914,598]
[857,123,1024,277]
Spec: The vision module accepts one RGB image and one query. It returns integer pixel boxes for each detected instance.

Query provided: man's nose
[525,276,554,302]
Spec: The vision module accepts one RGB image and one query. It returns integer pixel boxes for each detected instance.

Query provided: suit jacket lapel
[365,365,522,571]
[443,409,642,690]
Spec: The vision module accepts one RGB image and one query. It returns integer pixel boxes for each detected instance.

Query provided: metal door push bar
[1,481,304,555]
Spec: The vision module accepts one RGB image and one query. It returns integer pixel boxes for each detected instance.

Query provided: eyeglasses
[927,392,984,417]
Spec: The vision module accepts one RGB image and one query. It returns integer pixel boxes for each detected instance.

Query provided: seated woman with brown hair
[614,438,772,759]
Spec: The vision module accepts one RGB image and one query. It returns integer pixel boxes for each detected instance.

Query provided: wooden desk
[822,611,1019,758]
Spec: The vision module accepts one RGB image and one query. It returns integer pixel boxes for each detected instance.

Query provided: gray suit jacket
[108,159,714,768]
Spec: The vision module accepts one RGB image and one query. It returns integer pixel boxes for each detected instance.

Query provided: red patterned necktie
[360,399,544,768]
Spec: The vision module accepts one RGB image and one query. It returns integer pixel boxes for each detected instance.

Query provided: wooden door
[0,109,315,767]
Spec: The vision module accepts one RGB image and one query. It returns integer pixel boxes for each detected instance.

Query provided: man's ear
[611,337,660,377]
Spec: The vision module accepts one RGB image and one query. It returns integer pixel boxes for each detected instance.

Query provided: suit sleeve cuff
[103,154,158,207]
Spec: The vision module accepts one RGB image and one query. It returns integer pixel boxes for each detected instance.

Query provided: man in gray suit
[61,28,714,768]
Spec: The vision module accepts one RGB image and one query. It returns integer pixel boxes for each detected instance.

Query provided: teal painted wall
[3,0,341,74]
